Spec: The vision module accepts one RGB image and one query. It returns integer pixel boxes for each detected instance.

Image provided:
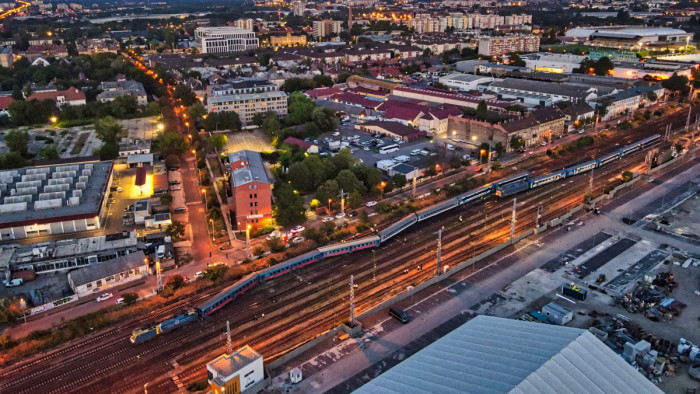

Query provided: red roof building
[356,121,427,141]
[27,87,87,107]
[0,96,14,110]
[305,87,341,100]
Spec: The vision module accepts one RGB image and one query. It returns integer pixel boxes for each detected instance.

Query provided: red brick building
[229,150,273,230]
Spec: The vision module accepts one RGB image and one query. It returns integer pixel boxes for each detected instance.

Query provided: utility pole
[686,106,692,134]
[509,198,517,244]
[588,168,595,208]
[411,176,417,198]
[372,250,376,281]
[349,275,356,327]
[536,205,543,228]
[435,227,443,277]
[338,189,347,216]
[156,259,163,292]
[665,123,672,141]
[226,320,232,355]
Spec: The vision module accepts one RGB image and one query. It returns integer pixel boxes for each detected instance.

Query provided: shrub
[253,246,265,257]
[265,238,285,253]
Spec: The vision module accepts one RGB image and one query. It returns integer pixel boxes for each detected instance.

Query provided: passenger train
[129,134,661,344]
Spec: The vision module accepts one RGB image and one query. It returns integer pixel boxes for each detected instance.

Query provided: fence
[27,295,79,316]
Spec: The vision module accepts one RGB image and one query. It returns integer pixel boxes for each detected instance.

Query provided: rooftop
[441,73,492,82]
[355,315,662,394]
[490,78,595,99]
[67,250,146,287]
[208,345,262,384]
[229,150,271,188]
[0,160,113,227]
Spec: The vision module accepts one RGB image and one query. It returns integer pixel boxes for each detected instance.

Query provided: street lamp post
[202,188,207,211]
[19,297,27,324]
[328,199,332,214]
[245,224,252,259]
[210,219,215,242]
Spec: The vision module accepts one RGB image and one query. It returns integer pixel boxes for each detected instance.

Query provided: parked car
[290,225,305,234]
[335,213,346,219]
[474,167,483,172]
[96,293,113,302]
[115,297,125,305]
[447,144,456,151]
[366,201,377,207]
[292,236,304,244]
[322,216,334,223]
[169,180,180,185]
[117,187,123,193]
[540,141,547,146]
[332,131,340,136]
[194,271,204,279]
[3,278,23,287]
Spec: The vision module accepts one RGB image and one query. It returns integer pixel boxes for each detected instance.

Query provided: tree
[494,142,505,157]
[347,190,364,209]
[476,100,488,122]
[287,162,313,192]
[173,85,198,106]
[40,145,59,160]
[391,173,407,188]
[508,53,526,67]
[273,182,306,226]
[96,143,119,160]
[316,179,340,207]
[262,112,281,140]
[5,130,29,155]
[312,74,333,87]
[336,169,366,195]
[203,111,242,132]
[94,116,126,145]
[156,131,187,157]
[621,170,634,182]
[166,220,185,239]
[165,274,185,290]
[209,134,228,151]
[122,293,138,305]
[185,102,206,119]
[422,48,432,57]
[647,91,658,102]
[160,194,173,206]
[662,73,689,93]
[11,85,23,100]
[510,135,525,151]
[336,72,352,83]
[311,107,339,133]
[594,57,614,76]
[287,92,314,125]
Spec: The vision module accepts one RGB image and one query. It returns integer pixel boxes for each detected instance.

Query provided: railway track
[0,118,683,392]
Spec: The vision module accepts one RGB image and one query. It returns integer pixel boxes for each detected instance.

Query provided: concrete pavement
[277,153,700,393]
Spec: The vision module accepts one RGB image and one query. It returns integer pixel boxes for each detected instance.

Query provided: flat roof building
[207,79,287,125]
[355,315,662,394]
[194,26,259,54]
[0,160,113,241]
[208,345,265,394]
[67,250,148,297]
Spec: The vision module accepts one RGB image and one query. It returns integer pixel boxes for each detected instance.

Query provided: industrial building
[194,26,259,54]
[0,232,140,281]
[519,53,587,74]
[355,315,662,393]
[437,73,494,92]
[207,345,266,394]
[355,121,428,142]
[67,250,148,297]
[207,79,288,125]
[0,160,113,241]
[565,27,693,51]
[229,150,273,230]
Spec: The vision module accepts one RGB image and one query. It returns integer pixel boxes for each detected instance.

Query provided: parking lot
[223,129,274,154]
[316,121,473,170]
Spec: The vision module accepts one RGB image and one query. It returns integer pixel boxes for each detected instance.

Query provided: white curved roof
[565,27,688,38]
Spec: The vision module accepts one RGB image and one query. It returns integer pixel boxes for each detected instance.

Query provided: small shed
[127,153,154,167]
[542,301,573,325]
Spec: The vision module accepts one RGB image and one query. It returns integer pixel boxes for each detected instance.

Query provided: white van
[410,149,421,156]
[156,245,165,259]
[4,278,23,287]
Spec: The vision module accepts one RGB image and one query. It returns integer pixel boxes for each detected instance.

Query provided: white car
[116,187,123,193]
[332,131,340,136]
[365,201,377,207]
[447,144,456,151]
[540,141,547,146]
[96,293,113,302]
[335,213,346,219]
[322,216,335,223]
[292,236,304,244]
[290,225,305,234]
[363,146,370,151]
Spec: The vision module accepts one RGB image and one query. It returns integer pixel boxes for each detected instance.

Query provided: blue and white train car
[489,172,531,192]
[157,309,198,334]
[530,171,565,189]
[197,273,259,316]
[130,326,158,344]
[598,151,620,166]
[456,186,491,205]
[259,250,322,282]
[416,198,459,221]
[378,214,418,243]
[318,236,381,258]
[564,159,598,177]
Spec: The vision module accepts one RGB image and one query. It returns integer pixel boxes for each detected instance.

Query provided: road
[0,0,29,19]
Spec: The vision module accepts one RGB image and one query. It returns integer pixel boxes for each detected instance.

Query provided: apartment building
[478,35,540,56]
[194,27,259,54]
[229,151,273,230]
[232,18,254,31]
[207,79,287,125]
[468,14,505,30]
[313,20,343,38]
[270,33,307,47]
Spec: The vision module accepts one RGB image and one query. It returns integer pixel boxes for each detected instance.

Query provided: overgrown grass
[70,133,89,155]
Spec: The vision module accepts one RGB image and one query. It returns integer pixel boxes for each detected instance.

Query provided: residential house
[97,80,148,106]
[27,87,86,107]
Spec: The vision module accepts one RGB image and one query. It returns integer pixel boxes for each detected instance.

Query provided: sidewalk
[276,155,700,393]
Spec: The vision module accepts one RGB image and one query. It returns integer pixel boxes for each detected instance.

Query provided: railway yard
[0,104,698,393]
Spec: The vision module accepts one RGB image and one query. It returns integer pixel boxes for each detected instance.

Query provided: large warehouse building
[0,160,113,240]
[355,315,662,394]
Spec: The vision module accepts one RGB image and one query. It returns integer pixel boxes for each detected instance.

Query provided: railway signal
[349,275,356,327]
[509,198,517,244]
[435,227,443,277]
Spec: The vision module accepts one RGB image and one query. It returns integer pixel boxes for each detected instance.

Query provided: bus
[377,144,399,154]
